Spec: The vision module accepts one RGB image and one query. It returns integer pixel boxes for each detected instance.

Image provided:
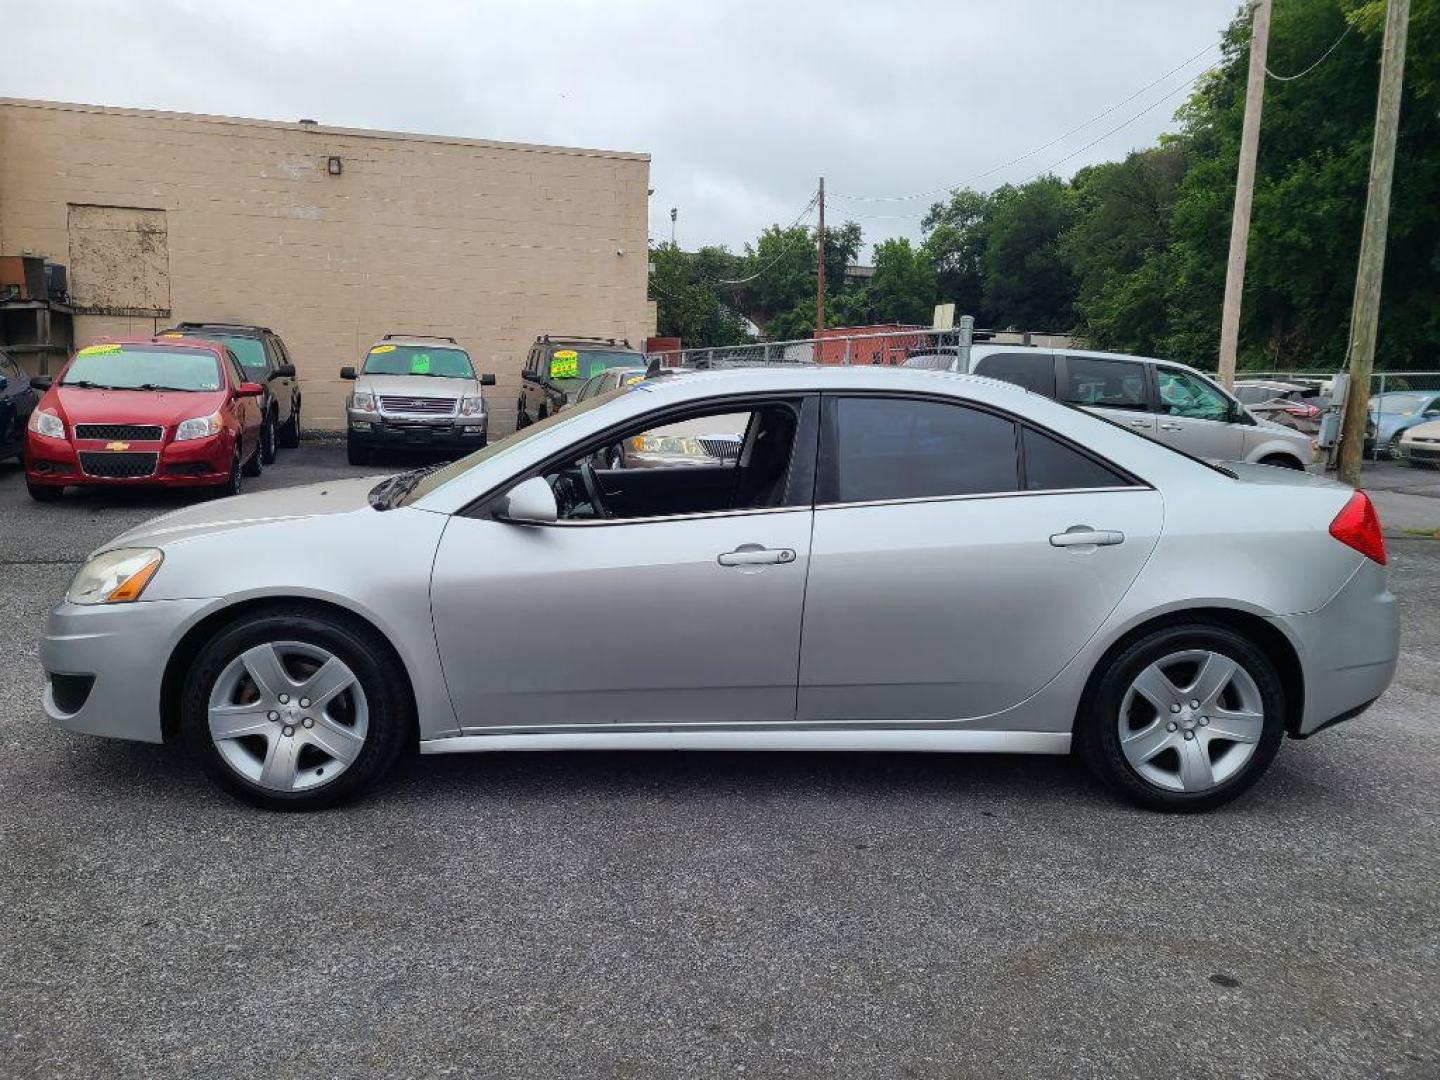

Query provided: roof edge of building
[0,97,651,163]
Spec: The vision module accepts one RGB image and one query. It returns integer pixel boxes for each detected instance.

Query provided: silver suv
[964,345,1316,469]
[341,335,496,465]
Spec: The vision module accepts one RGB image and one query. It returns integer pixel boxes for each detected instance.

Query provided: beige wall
[0,99,651,432]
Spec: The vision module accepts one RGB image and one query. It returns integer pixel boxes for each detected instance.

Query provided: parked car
[516,334,644,428]
[965,346,1316,468]
[1397,418,1440,469]
[1233,380,1324,434]
[24,337,264,501]
[341,335,497,465]
[0,345,41,460]
[574,365,743,467]
[41,367,1395,813]
[1369,389,1440,458]
[901,352,957,371]
[160,323,301,463]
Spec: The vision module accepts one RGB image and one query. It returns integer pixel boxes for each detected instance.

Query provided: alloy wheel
[207,640,369,792]
[1117,649,1264,793]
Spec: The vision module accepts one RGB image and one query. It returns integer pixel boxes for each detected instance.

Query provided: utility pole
[815,177,826,336]
[1217,0,1272,390]
[1338,0,1410,486]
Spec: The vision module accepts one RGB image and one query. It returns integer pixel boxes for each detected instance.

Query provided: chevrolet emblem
[106,441,131,451]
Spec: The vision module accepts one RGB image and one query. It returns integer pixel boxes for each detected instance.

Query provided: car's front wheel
[260,411,278,465]
[278,401,301,449]
[346,434,370,467]
[27,480,63,502]
[180,606,410,810]
[1076,622,1286,812]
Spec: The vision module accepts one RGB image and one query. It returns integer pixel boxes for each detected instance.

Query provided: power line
[828,40,1219,204]
[715,194,819,285]
[1266,20,1353,81]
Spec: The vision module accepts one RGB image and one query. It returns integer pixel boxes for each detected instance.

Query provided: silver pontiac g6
[42,367,1399,811]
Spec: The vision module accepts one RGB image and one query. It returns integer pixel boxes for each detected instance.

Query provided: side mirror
[340,366,357,380]
[272,364,297,380]
[494,476,557,525]
[237,382,264,398]
[480,373,497,387]
[31,375,52,390]
[521,370,538,384]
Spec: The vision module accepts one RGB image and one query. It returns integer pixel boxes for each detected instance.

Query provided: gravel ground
[1,446,1437,1079]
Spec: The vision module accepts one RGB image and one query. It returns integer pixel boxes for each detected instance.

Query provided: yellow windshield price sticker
[370,344,396,354]
[159,332,184,339]
[78,343,123,356]
[550,349,579,380]
[624,374,645,385]
[410,354,431,374]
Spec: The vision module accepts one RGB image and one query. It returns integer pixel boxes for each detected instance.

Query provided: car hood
[355,374,477,397]
[49,386,229,428]
[100,475,386,553]
[1401,418,1440,441]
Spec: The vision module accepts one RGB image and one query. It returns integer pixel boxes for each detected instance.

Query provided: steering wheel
[579,462,612,520]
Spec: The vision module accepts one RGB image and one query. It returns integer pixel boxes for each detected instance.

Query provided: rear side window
[1063,357,1149,411]
[823,396,1019,504]
[974,351,1055,396]
[1022,427,1130,491]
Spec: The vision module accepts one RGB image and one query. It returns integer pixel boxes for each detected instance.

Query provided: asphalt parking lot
[1,445,1438,1079]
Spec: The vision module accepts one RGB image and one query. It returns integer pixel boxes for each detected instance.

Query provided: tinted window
[1063,357,1149,411]
[1155,368,1230,421]
[1022,427,1130,491]
[974,352,1055,396]
[827,397,1018,503]
[225,349,248,387]
[0,354,20,380]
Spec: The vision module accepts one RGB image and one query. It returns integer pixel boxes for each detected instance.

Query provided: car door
[1058,354,1157,439]
[797,393,1163,723]
[429,394,819,731]
[268,336,295,425]
[222,349,259,456]
[1151,365,1244,460]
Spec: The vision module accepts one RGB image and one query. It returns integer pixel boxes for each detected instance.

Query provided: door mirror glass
[30,375,52,390]
[480,373,497,387]
[496,476,558,524]
[272,364,296,380]
[340,366,357,380]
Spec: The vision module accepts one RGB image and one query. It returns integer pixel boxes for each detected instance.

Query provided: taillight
[1329,491,1386,565]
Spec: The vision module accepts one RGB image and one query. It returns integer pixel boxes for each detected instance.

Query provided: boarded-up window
[67,204,171,316]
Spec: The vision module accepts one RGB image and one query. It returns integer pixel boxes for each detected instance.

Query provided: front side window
[1063,357,1149,411]
[197,334,267,377]
[0,354,20,381]
[823,396,1019,504]
[1155,368,1231,422]
[363,345,474,379]
[61,344,223,392]
[974,352,1056,397]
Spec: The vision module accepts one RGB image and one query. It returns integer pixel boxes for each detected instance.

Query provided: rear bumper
[1271,560,1399,737]
[25,431,233,488]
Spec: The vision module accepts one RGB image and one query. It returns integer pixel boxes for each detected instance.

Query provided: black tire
[242,437,263,477]
[260,411,278,465]
[27,480,63,502]
[278,401,301,449]
[1258,453,1303,470]
[179,606,411,811]
[211,444,243,499]
[1075,621,1286,812]
[346,434,370,467]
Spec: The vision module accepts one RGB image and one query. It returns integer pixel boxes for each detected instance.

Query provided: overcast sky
[2,0,1242,256]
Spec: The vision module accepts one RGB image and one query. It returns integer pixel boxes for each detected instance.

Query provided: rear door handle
[1126,418,1151,428]
[1050,527,1125,548]
[1159,422,1183,432]
[718,544,796,567]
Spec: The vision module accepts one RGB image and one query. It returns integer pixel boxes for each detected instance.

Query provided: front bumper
[1399,440,1440,466]
[1271,559,1399,737]
[41,597,217,743]
[347,411,487,447]
[26,431,234,488]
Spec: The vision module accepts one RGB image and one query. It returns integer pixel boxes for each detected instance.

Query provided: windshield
[1371,392,1430,413]
[60,344,222,391]
[396,384,634,506]
[550,348,643,382]
[363,344,473,379]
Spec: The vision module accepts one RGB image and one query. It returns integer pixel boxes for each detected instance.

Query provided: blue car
[1371,389,1440,458]
[0,346,42,461]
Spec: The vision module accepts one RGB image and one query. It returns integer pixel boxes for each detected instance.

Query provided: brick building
[0,98,650,432]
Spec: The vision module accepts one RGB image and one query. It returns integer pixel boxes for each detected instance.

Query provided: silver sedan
[41,367,1399,811]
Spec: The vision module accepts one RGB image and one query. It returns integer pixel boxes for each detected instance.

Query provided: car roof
[368,336,470,351]
[77,335,229,357]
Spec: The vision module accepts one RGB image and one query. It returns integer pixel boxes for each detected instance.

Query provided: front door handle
[1159,422,1183,432]
[1050,526,1125,548]
[1126,418,1151,428]
[718,544,796,567]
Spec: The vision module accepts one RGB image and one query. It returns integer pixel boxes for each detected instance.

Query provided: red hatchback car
[25,337,265,501]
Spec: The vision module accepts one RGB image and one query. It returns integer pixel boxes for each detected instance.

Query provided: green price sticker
[410,354,431,374]
[550,349,579,380]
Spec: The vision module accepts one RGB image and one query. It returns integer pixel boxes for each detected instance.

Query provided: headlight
[66,548,163,605]
[632,435,704,456]
[459,395,484,417]
[351,391,377,413]
[174,410,223,441]
[28,407,65,440]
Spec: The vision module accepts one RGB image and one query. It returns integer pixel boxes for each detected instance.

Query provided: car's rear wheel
[211,444,243,499]
[346,434,370,467]
[180,607,410,810]
[278,401,301,449]
[260,411,278,465]
[1258,453,1303,470]
[242,435,263,477]
[27,480,63,502]
[1077,622,1286,812]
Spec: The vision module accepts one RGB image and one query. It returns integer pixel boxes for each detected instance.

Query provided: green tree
[648,243,751,348]
[982,177,1077,330]
[920,188,993,320]
[831,237,938,326]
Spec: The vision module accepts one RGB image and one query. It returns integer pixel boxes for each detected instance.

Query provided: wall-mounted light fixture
[327,156,343,176]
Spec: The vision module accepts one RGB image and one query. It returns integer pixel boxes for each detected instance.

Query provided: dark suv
[516,334,643,429]
[160,323,300,463]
